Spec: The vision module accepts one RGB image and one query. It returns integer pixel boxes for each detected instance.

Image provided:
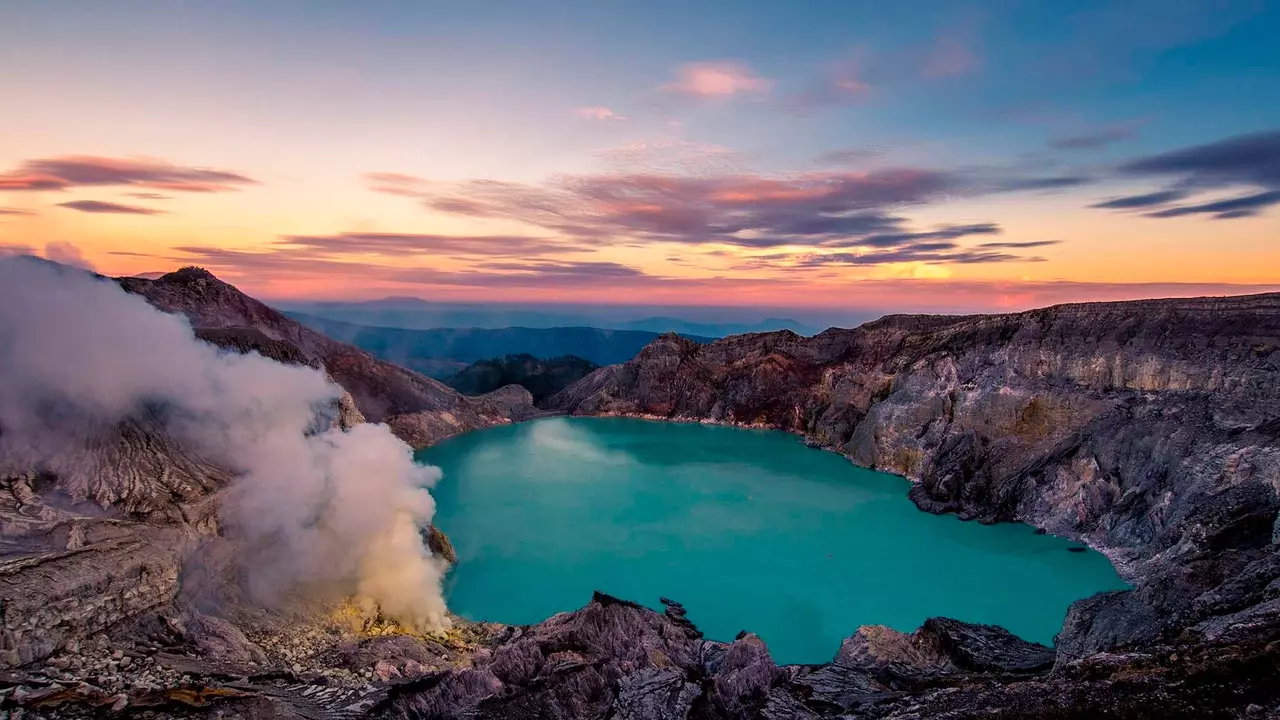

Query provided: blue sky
[0,0,1277,310]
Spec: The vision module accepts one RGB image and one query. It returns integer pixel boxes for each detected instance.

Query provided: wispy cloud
[417,169,962,248]
[279,232,591,258]
[573,107,627,121]
[0,244,36,258]
[0,207,35,216]
[812,148,885,167]
[661,61,773,98]
[1090,189,1188,209]
[1049,121,1143,150]
[363,172,436,198]
[123,192,174,200]
[793,247,1042,266]
[168,244,809,296]
[44,241,95,270]
[978,240,1062,249]
[825,222,1002,249]
[1093,130,1280,220]
[592,138,750,175]
[56,199,164,215]
[368,159,1084,273]
[1118,130,1280,189]
[1146,190,1280,220]
[0,155,255,193]
[0,241,93,270]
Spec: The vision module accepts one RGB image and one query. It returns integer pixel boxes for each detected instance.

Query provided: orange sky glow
[2,2,1278,315]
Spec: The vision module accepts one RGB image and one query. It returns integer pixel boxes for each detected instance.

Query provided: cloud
[123,192,173,200]
[0,207,35,216]
[999,175,1092,191]
[362,155,1082,276]
[0,155,255,193]
[661,61,773,98]
[978,240,1062,249]
[1089,189,1188,210]
[0,174,66,191]
[420,169,964,249]
[390,160,1084,262]
[1049,121,1143,150]
[56,200,164,215]
[1093,130,1280,221]
[0,244,36,257]
[741,223,1051,269]
[43,241,96,271]
[1145,190,1280,219]
[592,138,751,176]
[793,247,1040,267]
[169,244,805,293]
[363,172,436,198]
[279,232,590,257]
[573,107,627,121]
[812,148,885,167]
[1118,130,1280,189]
[829,222,1001,249]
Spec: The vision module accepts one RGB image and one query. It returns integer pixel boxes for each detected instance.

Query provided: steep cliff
[551,294,1280,659]
[3,274,1279,719]
[0,264,531,713]
[119,267,536,448]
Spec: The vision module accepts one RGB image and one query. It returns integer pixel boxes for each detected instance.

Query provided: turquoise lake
[419,417,1127,665]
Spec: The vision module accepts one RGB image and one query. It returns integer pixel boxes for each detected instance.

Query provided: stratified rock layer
[3,274,1279,718]
[551,294,1280,659]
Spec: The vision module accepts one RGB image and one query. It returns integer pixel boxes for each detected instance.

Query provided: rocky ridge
[119,267,538,448]
[544,292,1280,712]
[0,266,535,717]
[2,273,1278,718]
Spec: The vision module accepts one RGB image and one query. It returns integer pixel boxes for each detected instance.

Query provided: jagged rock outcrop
[550,294,1280,666]
[4,272,1279,718]
[379,591,1280,719]
[120,267,536,448]
[0,267,524,704]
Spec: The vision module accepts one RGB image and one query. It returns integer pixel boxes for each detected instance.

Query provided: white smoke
[0,256,451,631]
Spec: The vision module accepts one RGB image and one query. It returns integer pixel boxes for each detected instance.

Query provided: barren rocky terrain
[1,270,1277,718]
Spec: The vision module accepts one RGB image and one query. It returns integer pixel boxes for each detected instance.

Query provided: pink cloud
[0,155,255,193]
[662,61,773,98]
[44,241,96,270]
[363,172,435,198]
[573,107,628,121]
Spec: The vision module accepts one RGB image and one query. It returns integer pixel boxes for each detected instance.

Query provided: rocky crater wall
[549,293,1280,658]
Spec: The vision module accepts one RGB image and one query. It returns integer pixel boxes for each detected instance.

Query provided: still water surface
[419,417,1126,664]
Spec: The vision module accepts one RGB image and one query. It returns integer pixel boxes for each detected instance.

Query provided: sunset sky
[1,0,1278,313]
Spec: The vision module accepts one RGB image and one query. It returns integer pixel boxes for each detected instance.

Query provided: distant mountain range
[445,354,599,403]
[285,311,712,377]
[276,297,837,337]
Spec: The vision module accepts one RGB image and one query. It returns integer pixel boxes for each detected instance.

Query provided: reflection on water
[420,417,1128,665]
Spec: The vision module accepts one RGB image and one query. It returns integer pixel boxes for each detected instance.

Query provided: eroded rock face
[3,275,1279,718]
[120,267,535,448]
[550,294,1280,660]
[378,592,1280,719]
[1,267,516,680]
